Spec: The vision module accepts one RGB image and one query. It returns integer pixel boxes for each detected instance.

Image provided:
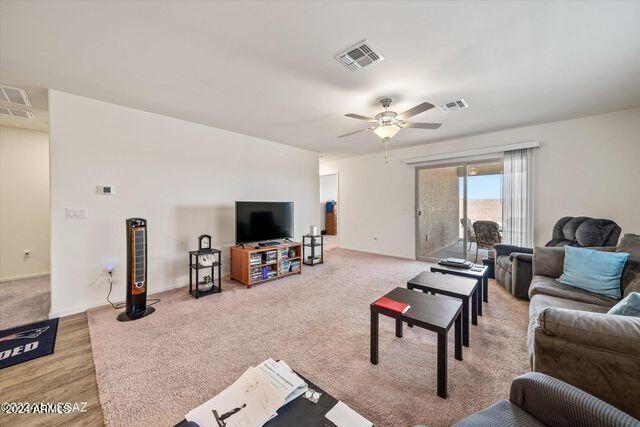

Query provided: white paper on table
[257,359,308,405]
[325,401,372,427]
[186,367,285,427]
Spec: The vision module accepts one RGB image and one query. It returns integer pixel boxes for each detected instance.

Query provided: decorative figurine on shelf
[198,234,212,252]
[198,275,213,292]
[198,254,215,267]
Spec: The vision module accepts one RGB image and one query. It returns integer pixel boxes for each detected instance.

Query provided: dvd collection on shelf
[248,246,301,283]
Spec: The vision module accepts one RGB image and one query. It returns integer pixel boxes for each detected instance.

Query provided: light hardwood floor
[0,313,104,426]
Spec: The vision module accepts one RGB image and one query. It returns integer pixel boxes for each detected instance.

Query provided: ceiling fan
[339,97,441,141]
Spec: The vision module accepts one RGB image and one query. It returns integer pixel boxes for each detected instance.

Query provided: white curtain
[502,148,534,247]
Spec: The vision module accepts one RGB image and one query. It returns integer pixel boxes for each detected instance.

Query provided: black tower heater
[118,218,155,321]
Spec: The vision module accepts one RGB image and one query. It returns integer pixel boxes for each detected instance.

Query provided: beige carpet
[0,275,50,330]
[87,249,530,426]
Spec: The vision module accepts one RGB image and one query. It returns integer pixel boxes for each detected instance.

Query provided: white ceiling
[1,1,639,159]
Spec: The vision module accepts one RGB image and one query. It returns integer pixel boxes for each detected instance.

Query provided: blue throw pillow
[557,246,628,299]
[608,292,640,317]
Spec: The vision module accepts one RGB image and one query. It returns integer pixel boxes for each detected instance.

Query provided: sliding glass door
[416,159,503,262]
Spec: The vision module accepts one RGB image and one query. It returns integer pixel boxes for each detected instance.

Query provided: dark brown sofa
[527,234,640,419]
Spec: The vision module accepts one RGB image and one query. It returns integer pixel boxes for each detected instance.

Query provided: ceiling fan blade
[345,113,377,122]
[397,102,435,119]
[402,122,442,129]
[338,127,375,138]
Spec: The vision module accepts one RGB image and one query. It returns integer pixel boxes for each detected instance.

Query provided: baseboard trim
[48,281,189,319]
[336,245,415,261]
[0,272,50,283]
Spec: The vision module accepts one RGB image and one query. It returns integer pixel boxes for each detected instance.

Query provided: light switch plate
[65,207,88,219]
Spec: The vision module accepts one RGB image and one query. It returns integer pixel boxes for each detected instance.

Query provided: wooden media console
[230,242,302,287]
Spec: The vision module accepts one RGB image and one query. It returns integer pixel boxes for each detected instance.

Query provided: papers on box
[185,359,308,427]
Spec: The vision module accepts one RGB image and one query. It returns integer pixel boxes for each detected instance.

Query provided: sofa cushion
[608,292,640,317]
[562,216,590,241]
[529,275,617,307]
[557,246,628,300]
[575,219,621,247]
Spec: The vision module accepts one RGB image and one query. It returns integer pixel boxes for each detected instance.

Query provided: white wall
[319,174,337,230]
[49,90,318,317]
[0,126,50,281]
[320,108,640,259]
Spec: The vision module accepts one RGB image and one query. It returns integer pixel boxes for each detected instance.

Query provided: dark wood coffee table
[430,263,489,315]
[407,271,478,347]
[370,287,462,398]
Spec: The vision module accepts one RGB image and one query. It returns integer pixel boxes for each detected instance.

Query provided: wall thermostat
[97,185,115,195]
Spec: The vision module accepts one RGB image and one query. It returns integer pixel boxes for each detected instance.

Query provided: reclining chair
[494,216,621,298]
[455,372,639,426]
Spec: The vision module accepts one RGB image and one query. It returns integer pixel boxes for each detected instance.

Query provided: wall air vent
[0,107,34,119]
[335,39,384,71]
[0,85,32,107]
[437,98,469,113]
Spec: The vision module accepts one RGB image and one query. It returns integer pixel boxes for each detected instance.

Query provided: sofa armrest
[539,308,640,357]
[509,372,640,426]
[511,253,534,298]
[511,252,533,263]
[494,243,533,257]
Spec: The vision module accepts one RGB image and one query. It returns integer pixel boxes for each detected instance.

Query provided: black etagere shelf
[302,234,324,266]
[188,248,222,299]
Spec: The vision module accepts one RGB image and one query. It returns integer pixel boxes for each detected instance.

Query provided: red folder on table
[374,296,410,314]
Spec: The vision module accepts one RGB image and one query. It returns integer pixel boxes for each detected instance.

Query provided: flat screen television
[235,201,294,244]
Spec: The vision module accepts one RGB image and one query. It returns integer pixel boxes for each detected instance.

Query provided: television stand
[230,242,302,288]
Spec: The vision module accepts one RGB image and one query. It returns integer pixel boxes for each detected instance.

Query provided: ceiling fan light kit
[340,98,442,145]
[373,123,400,140]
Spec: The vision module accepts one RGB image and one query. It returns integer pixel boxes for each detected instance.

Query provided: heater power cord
[106,271,125,309]
[106,271,160,309]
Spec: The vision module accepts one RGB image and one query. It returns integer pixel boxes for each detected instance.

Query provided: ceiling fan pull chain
[384,140,389,164]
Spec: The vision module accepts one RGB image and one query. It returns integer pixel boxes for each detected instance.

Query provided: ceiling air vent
[437,98,469,113]
[0,85,32,107]
[0,107,34,119]
[335,40,384,71]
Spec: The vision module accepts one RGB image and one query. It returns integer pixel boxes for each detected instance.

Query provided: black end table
[407,271,478,347]
[430,264,489,315]
[370,287,462,399]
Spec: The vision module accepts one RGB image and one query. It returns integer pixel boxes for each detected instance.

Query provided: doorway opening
[0,86,51,329]
[319,173,338,250]
[416,159,503,262]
